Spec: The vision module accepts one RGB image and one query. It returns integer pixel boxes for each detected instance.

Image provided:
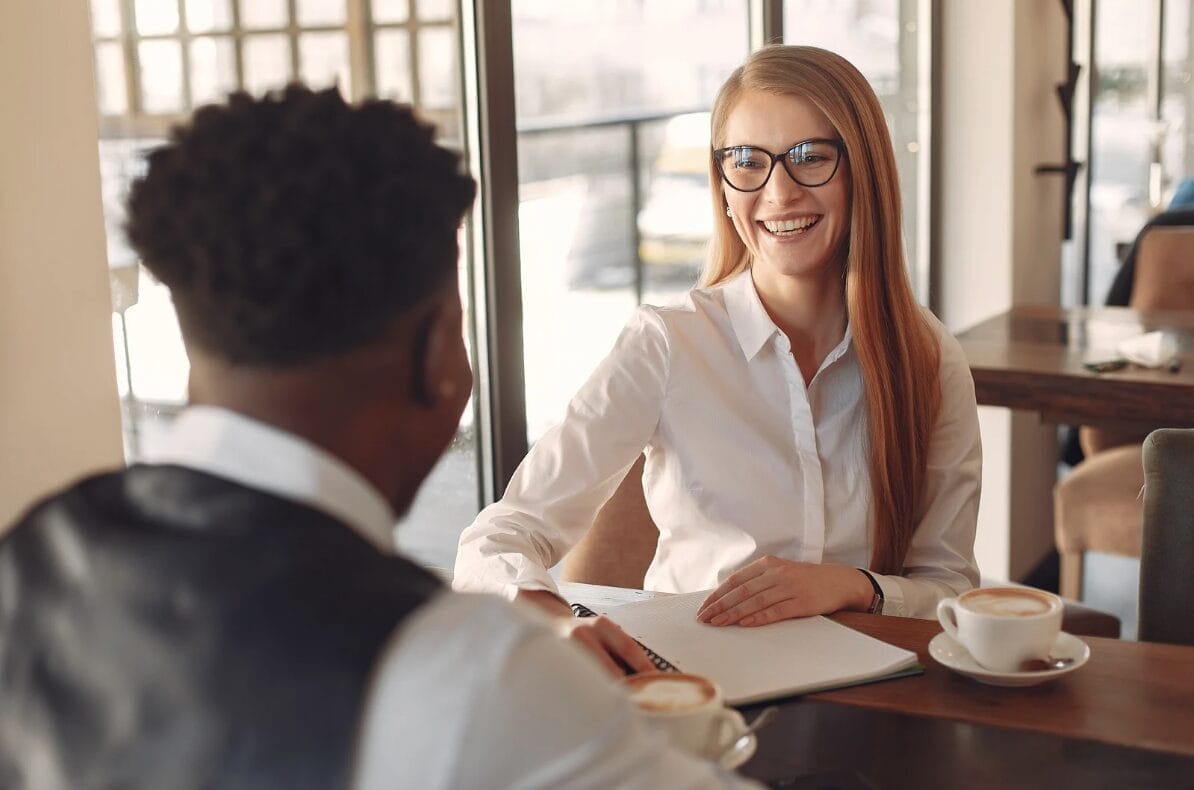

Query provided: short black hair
[126,85,476,365]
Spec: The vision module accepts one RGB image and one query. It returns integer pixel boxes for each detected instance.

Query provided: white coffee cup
[621,672,742,757]
[937,587,1063,673]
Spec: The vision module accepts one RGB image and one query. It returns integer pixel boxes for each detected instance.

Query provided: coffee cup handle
[937,598,962,642]
[709,708,743,753]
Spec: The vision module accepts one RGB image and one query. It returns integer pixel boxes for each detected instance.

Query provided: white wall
[938,0,1067,580]
[0,1,123,526]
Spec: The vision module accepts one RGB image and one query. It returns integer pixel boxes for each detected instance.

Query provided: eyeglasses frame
[712,138,846,193]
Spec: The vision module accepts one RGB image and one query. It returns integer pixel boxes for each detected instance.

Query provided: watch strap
[857,568,885,614]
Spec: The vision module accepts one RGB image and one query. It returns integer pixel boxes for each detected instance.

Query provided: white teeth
[762,216,818,235]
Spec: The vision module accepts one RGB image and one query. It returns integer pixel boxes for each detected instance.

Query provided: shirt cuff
[872,573,906,617]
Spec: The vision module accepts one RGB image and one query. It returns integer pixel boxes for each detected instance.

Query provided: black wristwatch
[857,568,885,614]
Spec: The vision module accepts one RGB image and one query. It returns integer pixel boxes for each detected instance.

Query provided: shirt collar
[721,269,854,365]
[722,270,781,360]
[139,405,398,552]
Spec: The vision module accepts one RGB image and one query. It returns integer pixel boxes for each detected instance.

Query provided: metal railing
[516,106,708,304]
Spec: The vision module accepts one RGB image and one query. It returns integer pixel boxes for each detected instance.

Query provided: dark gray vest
[0,465,440,790]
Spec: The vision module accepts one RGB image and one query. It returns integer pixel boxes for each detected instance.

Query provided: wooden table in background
[954,305,1194,428]
[561,582,1194,788]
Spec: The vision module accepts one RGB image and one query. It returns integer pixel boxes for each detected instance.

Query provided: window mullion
[346,0,374,100]
[120,0,143,115]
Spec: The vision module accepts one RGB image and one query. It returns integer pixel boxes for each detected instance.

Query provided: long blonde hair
[702,45,941,575]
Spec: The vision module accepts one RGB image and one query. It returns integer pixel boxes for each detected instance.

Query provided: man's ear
[411,307,442,409]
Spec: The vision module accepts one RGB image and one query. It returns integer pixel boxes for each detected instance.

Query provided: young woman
[454,46,980,671]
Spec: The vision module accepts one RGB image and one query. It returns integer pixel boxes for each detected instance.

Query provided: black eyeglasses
[712,138,845,192]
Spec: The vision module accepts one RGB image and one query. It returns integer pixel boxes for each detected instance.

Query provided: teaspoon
[1018,655,1075,672]
[718,706,779,763]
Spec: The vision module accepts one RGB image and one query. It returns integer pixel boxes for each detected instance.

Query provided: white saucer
[715,711,757,770]
[929,630,1090,687]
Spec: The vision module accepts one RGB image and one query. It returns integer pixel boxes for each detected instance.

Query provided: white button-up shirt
[143,407,757,789]
[454,271,982,618]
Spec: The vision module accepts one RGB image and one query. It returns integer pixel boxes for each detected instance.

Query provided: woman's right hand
[517,589,656,677]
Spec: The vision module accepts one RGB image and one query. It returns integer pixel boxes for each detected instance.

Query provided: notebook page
[601,590,919,704]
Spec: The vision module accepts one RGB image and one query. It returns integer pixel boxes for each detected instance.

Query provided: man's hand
[517,589,656,677]
[695,557,874,627]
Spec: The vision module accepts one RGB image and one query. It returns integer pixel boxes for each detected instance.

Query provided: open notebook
[575,590,922,705]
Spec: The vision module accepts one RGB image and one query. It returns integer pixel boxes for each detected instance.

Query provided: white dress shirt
[143,407,758,789]
[454,271,982,618]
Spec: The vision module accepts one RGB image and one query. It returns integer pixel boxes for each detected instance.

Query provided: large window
[88,0,473,567]
[514,0,932,447]
[513,1,749,443]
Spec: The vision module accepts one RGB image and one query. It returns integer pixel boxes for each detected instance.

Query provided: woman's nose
[763,165,807,203]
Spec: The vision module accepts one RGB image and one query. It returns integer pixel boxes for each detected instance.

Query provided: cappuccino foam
[625,675,715,713]
[960,589,1054,617]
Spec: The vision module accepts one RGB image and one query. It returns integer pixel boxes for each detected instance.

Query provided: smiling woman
[454,45,981,673]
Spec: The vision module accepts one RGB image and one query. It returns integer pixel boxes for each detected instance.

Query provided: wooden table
[954,305,1194,428]
[562,582,1194,788]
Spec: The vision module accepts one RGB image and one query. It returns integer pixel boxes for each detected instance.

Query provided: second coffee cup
[936,587,1063,673]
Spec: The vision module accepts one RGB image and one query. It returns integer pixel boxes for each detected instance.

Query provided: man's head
[126,85,477,514]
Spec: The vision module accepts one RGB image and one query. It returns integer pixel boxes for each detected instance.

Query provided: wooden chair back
[558,455,658,589]
[1130,226,1194,312]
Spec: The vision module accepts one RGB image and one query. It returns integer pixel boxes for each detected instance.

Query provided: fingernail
[741,615,756,626]
[712,614,728,626]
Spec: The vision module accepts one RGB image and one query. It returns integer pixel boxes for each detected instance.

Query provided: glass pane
[513,0,747,443]
[372,0,409,24]
[417,27,455,108]
[299,31,351,94]
[374,29,412,101]
[243,34,291,95]
[185,0,233,32]
[135,0,179,34]
[784,0,926,301]
[296,0,346,27]
[95,42,128,115]
[97,139,189,460]
[139,40,185,113]
[1088,0,1155,304]
[97,138,153,269]
[1161,0,1193,209]
[124,271,190,404]
[240,0,288,29]
[190,36,238,106]
[415,0,452,21]
[90,0,122,37]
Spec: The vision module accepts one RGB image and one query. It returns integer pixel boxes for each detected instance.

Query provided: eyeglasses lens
[716,141,840,191]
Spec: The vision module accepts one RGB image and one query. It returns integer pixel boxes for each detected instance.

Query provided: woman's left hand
[696,556,873,626]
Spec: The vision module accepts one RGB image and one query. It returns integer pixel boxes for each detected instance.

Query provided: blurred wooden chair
[1054,443,1145,600]
[1059,225,1194,600]
[1138,428,1194,646]
[566,455,1121,637]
